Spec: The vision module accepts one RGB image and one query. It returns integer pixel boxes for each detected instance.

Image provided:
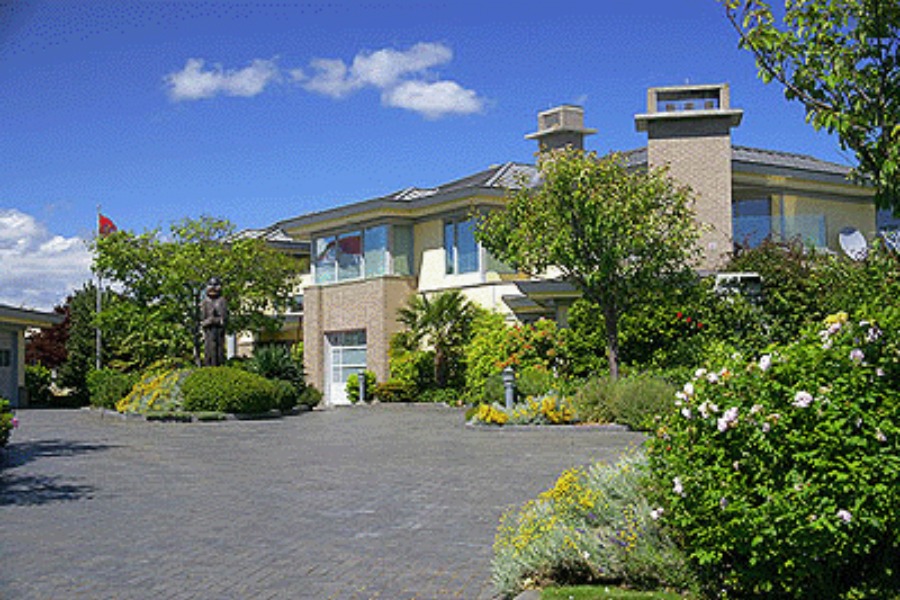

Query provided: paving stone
[1,405,644,599]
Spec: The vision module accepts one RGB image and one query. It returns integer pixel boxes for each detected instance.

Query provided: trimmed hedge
[182,367,280,415]
[87,368,140,409]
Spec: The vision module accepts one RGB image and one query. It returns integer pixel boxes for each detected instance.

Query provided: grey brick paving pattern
[1,406,644,599]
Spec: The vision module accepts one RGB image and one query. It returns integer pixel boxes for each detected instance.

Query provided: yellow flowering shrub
[116,369,188,414]
[492,451,695,598]
[472,403,509,425]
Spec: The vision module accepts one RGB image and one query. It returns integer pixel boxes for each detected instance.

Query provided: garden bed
[84,406,310,423]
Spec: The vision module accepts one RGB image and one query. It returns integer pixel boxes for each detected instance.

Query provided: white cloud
[163,43,485,119]
[382,80,484,119]
[0,209,92,310]
[164,58,280,101]
[301,42,484,118]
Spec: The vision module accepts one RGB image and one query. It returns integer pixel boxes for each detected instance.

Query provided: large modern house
[266,83,877,405]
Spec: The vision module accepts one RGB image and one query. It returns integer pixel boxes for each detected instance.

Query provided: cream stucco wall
[780,194,876,250]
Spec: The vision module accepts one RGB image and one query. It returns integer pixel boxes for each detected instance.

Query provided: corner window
[314,224,413,284]
[445,218,479,274]
[315,236,337,284]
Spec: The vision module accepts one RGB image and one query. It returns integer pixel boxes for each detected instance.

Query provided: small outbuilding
[0,304,64,408]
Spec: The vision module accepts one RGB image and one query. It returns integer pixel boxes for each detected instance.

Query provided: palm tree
[396,290,477,388]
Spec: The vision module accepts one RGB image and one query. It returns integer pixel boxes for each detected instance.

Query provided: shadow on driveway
[0,439,111,506]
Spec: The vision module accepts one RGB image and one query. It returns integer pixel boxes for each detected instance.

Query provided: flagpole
[96,205,102,371]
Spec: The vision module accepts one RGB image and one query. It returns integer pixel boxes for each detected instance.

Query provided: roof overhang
[0,305,64,329]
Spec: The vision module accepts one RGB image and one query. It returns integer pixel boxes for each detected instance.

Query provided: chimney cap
[525,104,597,141]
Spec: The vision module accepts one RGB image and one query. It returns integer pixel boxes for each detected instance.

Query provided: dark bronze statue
[200,277,228,367]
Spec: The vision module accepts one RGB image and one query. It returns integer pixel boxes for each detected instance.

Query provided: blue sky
[0,0,852,309]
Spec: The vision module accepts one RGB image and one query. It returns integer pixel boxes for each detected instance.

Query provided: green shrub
[648,308,900,598]
[418,387,460,405]
[516,365,556,398]
[464,310,510,396]
[389,348,434,394]
[346,370,377,403]
[297,385,322,409]
[182,367,280,415]
[571,375,674,430]
[0,398,16,447]
[87,368,140,409]
[245,344,307,411]
[374,380,416,403]
[25,364,53,405]
[607,375,676,431]
[268,378,297,412]
[115,369,188,414]
[492,452,696,599]
[571,377,617,424]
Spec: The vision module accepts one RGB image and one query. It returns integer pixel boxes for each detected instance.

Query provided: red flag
[99,214,117,236]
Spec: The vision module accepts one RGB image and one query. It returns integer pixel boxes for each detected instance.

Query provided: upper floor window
[444,218,479,274]
[315,224,414,284]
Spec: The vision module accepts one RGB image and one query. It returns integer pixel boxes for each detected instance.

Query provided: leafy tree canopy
[92,216,298,367]
[721,0,900,211]
[476,148,699,379]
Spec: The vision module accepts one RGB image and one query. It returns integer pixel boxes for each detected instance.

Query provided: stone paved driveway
[1,406,644,599]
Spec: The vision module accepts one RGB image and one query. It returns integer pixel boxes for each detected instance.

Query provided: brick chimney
[635,84,743,269]
[526,105,596,152]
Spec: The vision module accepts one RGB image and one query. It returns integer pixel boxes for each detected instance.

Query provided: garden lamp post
[502,365,516,411]
[358,370,367,403]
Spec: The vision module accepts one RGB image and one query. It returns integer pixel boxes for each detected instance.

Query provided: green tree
[93,216,298,367]
[395,290,478,389]
[476,148,699,380]
[721,0,900,210]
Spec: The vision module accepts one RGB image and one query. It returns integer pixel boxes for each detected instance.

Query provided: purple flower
[759,354,772,372]
[673,477,684,496]
[849,348,865,364]
[793,391,814,408]
[11,416,18,428]
[836,509,852,523]
[717,407,739,432]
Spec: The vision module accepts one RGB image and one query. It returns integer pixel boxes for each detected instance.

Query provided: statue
[200,277,228,367]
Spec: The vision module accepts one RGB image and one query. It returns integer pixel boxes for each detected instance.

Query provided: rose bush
[648,308,900,598]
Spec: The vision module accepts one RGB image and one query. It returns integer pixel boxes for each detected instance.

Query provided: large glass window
[315,224,414,284]
[392,225,414,276]
[733,198,772,249]
[314,236,336,284]
[364,225,388,278]
[445,218,479,274]
[337,231,362,280]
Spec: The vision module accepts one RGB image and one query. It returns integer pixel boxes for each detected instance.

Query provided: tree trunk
[603,304,620,381]
[434,346,447,388]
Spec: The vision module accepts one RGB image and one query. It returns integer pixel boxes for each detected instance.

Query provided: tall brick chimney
[635,84,743,269]
[526,105,596,152]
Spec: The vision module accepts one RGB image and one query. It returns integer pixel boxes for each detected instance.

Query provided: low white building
[0,304,64,408]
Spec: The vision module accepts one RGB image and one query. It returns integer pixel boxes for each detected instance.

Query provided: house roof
[622,145,856,185]
[230,225,311,254]
[278,145,862,236]
[0,304,64,329]
[278,162,536,233]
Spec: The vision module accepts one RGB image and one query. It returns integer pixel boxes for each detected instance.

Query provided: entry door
[325,330,367,406]
[0,330,16,407]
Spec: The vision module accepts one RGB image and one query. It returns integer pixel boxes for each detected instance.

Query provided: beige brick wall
[303,276,417,396]
[646,117,736,269]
